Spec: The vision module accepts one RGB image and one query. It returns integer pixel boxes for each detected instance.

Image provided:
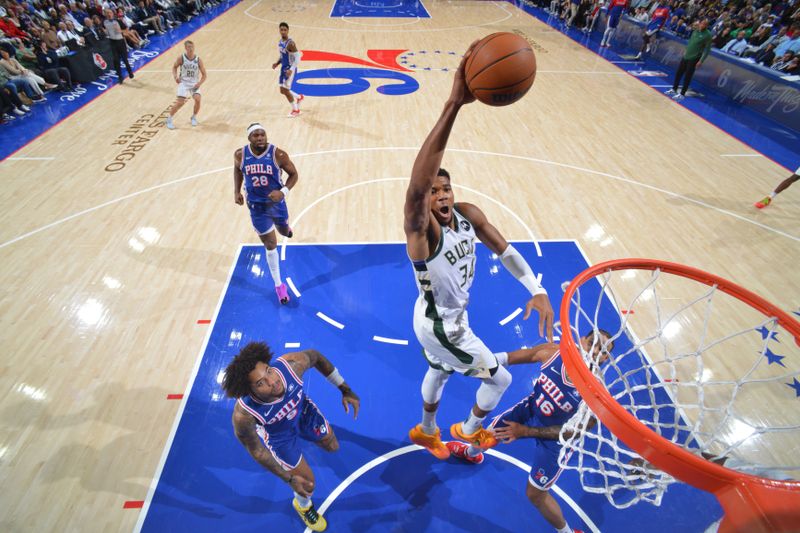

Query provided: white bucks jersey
[180,54,200,85]
[412,207,477,323]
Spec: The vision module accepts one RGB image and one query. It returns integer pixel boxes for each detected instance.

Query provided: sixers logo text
[294,49,419,97]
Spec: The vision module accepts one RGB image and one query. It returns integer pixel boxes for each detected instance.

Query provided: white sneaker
[20,104,30,112]
[13,108,25,116]
[166,116,175,129]
[664,89,676,96]
[673,93,685,101]
[191,115,198,127]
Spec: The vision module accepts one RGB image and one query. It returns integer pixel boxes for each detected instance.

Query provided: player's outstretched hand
[341,388,360,420]
[271,61,279,69]
[289,474,314,497]
[234,192,244,205]
[524,293,554,343]
[492,420,528,444]
[450,40,479,107]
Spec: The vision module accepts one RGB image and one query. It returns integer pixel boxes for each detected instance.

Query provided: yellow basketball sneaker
[408,424,451,460]
[450,422,498,449]
[292,498,327,532]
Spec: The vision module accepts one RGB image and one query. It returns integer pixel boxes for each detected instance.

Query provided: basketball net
[555,259,800,532]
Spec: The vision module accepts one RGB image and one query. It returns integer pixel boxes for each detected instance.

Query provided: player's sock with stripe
[421,408,438,435]
[466,445,482,457]
[556,524,573,533]
[462,411,486,435]
[266,248,282,287]
[294,492,312,509]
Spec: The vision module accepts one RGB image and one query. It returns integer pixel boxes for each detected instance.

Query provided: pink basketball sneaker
[275,283,290,304]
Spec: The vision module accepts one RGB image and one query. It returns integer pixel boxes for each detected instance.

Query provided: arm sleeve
[289,50,302,70]
[499,244,547,296]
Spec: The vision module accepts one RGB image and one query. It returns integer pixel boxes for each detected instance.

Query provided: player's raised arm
[283,350,360,419]
[404,42,477,248]
[232,404,314,496]
[455,202,554,342]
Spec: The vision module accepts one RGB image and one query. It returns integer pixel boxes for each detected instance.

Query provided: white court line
[285,276,301,298]
[305,445,600,533]
[4,147,797,250]
[134,245,243,532]
[285,342,301,348]
[720,154,764,158]
[650,84,673,87]
[6,156,55,161]
[538,70,624,74]
[316,311,345,329]
[499,307,523,326]
[372,335,409,345]
[279,174,543,260]
[611,60,643,64]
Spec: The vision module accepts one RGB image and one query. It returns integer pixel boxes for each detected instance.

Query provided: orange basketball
[464,32,537,107]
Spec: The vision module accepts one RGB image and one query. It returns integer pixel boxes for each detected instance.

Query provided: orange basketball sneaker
[450,422,498,449]
[409,424,450,460]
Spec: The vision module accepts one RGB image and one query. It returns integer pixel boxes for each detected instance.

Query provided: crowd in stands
[533,0,800,74]
[0,0,222,124]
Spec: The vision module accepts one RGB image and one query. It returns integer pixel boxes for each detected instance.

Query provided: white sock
[466,445,482,457]
[266,247,282,287]
[294,492,312,509]
[769,191,777,198]
[556,524,572,533]
[421,408,437,435]
[291,101,299,111]
[462,411,486,435]
[290,90,299,99]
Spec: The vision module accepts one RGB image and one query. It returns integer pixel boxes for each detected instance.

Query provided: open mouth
[438,205,450,217]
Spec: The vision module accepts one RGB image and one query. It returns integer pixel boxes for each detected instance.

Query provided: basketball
[464,32,537,107]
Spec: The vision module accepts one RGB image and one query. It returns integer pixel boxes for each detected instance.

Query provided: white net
[556,266,800,510]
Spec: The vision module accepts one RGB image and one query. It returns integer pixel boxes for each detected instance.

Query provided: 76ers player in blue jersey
[449,330,614,533]
[634,2,670,59]
[272,22,304,117]
[234,123,299,304]
[222,342,360,532]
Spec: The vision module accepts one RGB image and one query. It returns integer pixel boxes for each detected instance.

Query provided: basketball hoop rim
[559,258,800,531]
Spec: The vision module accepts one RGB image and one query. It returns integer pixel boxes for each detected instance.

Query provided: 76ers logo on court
[293,49,419,97]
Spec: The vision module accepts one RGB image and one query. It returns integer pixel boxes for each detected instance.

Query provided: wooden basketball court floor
[1,1,798,531]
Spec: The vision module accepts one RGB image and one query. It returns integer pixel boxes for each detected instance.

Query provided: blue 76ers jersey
[241,144,283,203]
[279,38,293,71]
[530,351,583,427]
[237,358,304,436]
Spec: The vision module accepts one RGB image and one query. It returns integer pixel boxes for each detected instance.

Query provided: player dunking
[234,123,298,304]
[166,40,206,129]
[448,331,614,533]
[222,342,360,532]
[272,22,304,118]
[404,44,555,459]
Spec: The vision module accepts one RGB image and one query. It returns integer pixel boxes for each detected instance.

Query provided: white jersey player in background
[404,42,555,459]
[167,40,207,129]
